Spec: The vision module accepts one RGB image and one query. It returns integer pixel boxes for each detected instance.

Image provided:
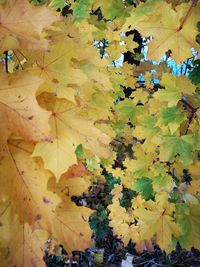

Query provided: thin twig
[4,51,8,73]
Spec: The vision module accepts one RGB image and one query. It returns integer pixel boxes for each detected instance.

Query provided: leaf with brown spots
[0,72,51,157]
[0,201,50,267]
[0,139,93,255]
[0,0,60,52]
[47,175,93,252]
[0,139,60,228]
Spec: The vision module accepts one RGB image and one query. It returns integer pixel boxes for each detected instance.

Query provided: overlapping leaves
[0,0,200,265]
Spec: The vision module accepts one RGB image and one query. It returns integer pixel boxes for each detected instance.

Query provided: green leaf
[73,0,92,21]
[103,0,129,20]
[128,0,160,19]
[112,122,124,136]
[133,177,154,200]
[189,60,200,86]
[115,99,142,124]
[49,0,66,10]
[152,175,173,192]
[193,132,200,150]
[154,74,196,107]
[176,203,200,249]
[158,106,186,133]
[75,144,86,159]
[105,173,120,190]
[160,135,194,165]
[160,106,185,125]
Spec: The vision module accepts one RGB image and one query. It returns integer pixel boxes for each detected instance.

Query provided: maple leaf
[72,0,92,21]
[0,139,60,227]
[80,90,114,121]
[115,98,143,124]
[159,134,194,165]
[131,88,149,105]
[154,74,196,107]
[47,176,93,252]
[32,98,111,180]
[28,39,89,102]
[132,115,162,148]
[176,203,200,250]
[124,147,155,178]
[141,162,174,193]
[0,201,50,267]
[108,198,140,245]
[28,31,113,102]
[109,198,155,250]
[0,72,50,156]
[1,0,199,256]
[156,106,186,134]
[122,34,139,52]
[106,40,126,60]
[0,138,93,255]
[122,0,200,62]
[133,177,154,200]
[151,174,174,194]
[111,184,123,199]
[134,194,180,252]
[92,0,129,20]
[0,0,60,52]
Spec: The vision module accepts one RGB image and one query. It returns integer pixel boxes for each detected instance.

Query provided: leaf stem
[176,0,198,32]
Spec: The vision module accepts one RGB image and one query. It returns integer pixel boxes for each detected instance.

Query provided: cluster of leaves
[0,0,115,265]
[71,0,200,255]
[0,0,200,266]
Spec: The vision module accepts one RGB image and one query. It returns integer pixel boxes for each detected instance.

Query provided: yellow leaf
[134,195,180,252]
[47,176,93,252]
[187,180,200,199]
[188,161,200,180]
[123,146,155,178]
[0,0,60,52]
[0,72,51,156]
[111,184,123,199]
[0,201,50,267]
[32,98,111,180]
[177,204,200,250]
[0,139,60,228]
[131,88,149,105]
[48,175,91,198]
[122,1,200,62]
[154,74,196,107]
[29,40,89,97]
[106,166,125,179]
[122,35,138,52]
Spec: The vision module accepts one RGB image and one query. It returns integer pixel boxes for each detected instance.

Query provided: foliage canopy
[0,0,199,265]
